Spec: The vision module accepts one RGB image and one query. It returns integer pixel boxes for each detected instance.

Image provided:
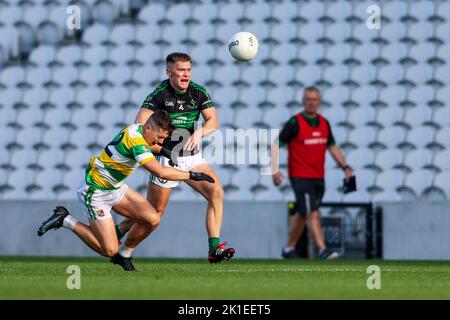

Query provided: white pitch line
[215,268,450,273]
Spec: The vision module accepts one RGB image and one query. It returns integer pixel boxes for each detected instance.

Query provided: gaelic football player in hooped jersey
[116,53,235,264]
[37,110,215,271]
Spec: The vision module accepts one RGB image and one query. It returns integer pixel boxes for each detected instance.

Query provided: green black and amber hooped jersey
[141,79,214,154]
[85,124,155,190]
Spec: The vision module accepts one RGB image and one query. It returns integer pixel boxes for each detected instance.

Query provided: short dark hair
[304,86,321,95]
[166,52,192,66]
[146,109,174,134]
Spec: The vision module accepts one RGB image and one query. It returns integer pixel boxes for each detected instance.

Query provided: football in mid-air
[228,31,259,61]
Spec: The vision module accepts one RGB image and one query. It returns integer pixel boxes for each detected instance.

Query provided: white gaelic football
[228,31,259,61]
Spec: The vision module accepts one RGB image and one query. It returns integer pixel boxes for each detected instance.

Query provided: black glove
[189,171,215,183]
[160,147,178,166]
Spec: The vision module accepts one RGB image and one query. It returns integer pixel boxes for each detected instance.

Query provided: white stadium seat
[166,3,192,25]
[374,148,405,171]
[352,43,380,65]
[407,22,434,44]
[78,66,106,88]
[409,43,437,64]
[321,86,350,109]
[382,1,408,22]
[298,43,324,65]
[435,127,450,149]
[346,148,375,171]
[28,45,57,67]
[138,2,166,25]
[434,171,450,198]
[301,1,325,22]
[52,66,79,87]
[0,66,26,88]
[320,105,348,128]
[350,65,377,87]
[217,3,244,24]
[375,169,405,192]
[434,150,450,172]
[347,107,376,128]
[376,126,408,149]
[378,86,407,109]
[82,23,110,46]
[351,22,378,45]
[342,190,370,203]
[26,67,52,88]
[377,64,405,86]
[346,127,377,149]
[404,106,433,128]
[410,1,436,21]
[403,149,434,171]
[92,0,118,25]
[271,22,298,45]
[109,46,136,66]
[405,64,433,87]
[23,6,48,29]
[110,24,135,46]
[404,126,436,149]
[0,6,23,26]
[273,1,298,23]
[403,170,435,200]
[192,3,218,25]
[56,45,83,67]
[435,28,450,57]
[371,190,402,202]
[378,22,406,44]
[434,64,450,87]
[325,23,351,45]
[322,65,350,87]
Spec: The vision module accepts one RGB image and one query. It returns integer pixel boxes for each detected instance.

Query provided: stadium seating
[0,0,449,203]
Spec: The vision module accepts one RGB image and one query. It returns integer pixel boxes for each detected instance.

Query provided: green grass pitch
[1,257,450,299]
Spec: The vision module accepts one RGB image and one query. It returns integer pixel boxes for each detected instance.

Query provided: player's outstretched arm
[143,159,214,183]
[135,108,154,125]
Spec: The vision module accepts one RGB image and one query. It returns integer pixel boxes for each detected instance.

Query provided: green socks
[208,237,220,253]
[115,224,124,241]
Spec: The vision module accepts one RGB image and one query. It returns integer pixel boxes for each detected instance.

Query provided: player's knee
[309,211,320,220]
[142,212,160,230]
[155,207,166,217]
[103,245,119,257]
[208,185,224,204]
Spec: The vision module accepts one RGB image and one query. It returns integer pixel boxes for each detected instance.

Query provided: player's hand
[160,147,178,166]
[183,130,202,151]
[343,165,353,182]
[189,171,215,183]
[273,171,283,186]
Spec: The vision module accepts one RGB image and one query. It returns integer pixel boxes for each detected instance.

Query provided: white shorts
[77,182,128,220]
[150,153,208,188]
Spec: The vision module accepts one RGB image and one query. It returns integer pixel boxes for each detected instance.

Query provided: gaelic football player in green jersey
[116,53,235,263]
[37,110,215,271]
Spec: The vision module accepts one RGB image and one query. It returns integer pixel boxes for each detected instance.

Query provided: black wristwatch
[342,164,352,171]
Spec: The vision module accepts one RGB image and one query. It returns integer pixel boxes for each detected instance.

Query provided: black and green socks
[208,237,220,254]
[115,224,124,241]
